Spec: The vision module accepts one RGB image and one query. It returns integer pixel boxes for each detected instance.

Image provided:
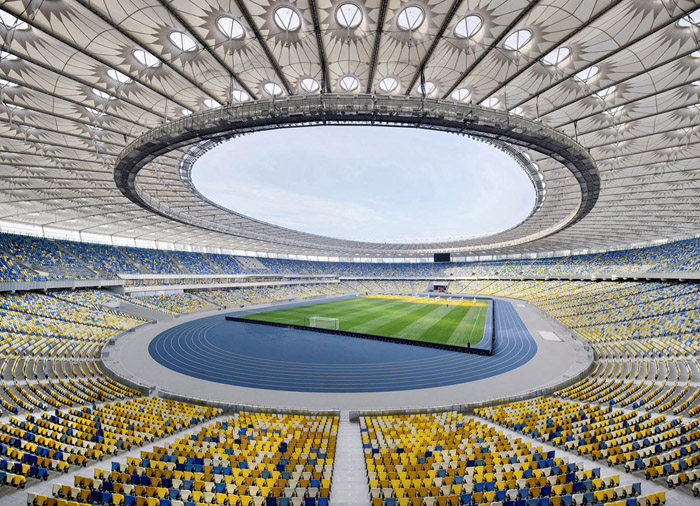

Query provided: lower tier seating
[1,397,219,490]
[362,411,666,506]
[31,411,338,506]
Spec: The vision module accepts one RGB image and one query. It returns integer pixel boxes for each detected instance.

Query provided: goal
[306,316,340,330]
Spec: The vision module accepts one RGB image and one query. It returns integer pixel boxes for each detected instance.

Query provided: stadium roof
[0,0,699,259]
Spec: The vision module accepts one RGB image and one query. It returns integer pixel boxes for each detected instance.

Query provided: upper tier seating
[63,242,140,276]
[118,247,180,275]
[0,233,698,281]
[0,234,94,279]
[0,253,41,282]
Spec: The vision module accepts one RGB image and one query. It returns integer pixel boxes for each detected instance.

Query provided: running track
[148,299,537,393]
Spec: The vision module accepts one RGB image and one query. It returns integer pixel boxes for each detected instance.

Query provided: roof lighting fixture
[339,75,359,91]
[216,16,245,39]
[594,85,616,99]
[503,29,531,50]
[203,98,221,108]
[273,7,301,32]
[133,48,161,68]
[300,77,320,93]
[677,9,699,27]
[542,46,570,65]
[0,50,18,61]
[107,68,132,84]
[0,78,18,88]
[397,6,424,31]
[573,65,599,81]
[450,88,470,101]
[5,103,24,112]
[231,89,250,102]
[181,108,192,116]
[418,81,436,95]
[378,77,398,93]
[510,106,524,115]
[263,82,283,96]
[86,107,106,116]
[0,10,29,31]
[482,96,500,107]
[454,15,481,39]
[169,31,197,52]
[336,3,362,28]
[92,88,115,100]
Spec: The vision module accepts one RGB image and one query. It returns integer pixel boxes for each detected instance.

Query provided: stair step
[331,418,369,505]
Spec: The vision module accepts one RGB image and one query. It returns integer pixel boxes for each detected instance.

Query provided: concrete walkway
[330,415,370,505]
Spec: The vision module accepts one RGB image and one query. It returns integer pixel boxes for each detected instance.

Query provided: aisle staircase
[331,416,370,505]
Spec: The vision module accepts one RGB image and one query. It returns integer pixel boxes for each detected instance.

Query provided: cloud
[193,126,536,242]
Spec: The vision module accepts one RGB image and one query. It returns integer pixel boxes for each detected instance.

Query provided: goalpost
[306,316,340,330]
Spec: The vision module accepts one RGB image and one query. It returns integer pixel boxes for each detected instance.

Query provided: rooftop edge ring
[114,94,600,256]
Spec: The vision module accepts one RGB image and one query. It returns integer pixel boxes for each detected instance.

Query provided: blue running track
[148,299,537,392]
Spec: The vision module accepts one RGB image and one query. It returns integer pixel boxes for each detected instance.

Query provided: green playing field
[240,295,489,348]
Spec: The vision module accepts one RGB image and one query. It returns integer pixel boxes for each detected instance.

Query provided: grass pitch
[241,295,489,348]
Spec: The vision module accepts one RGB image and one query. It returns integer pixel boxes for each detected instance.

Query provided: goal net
[306,316,340,330]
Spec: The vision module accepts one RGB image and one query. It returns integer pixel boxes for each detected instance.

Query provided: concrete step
[331,417,369,505]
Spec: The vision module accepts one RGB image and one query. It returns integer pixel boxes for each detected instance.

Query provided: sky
[193,126,536,243]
